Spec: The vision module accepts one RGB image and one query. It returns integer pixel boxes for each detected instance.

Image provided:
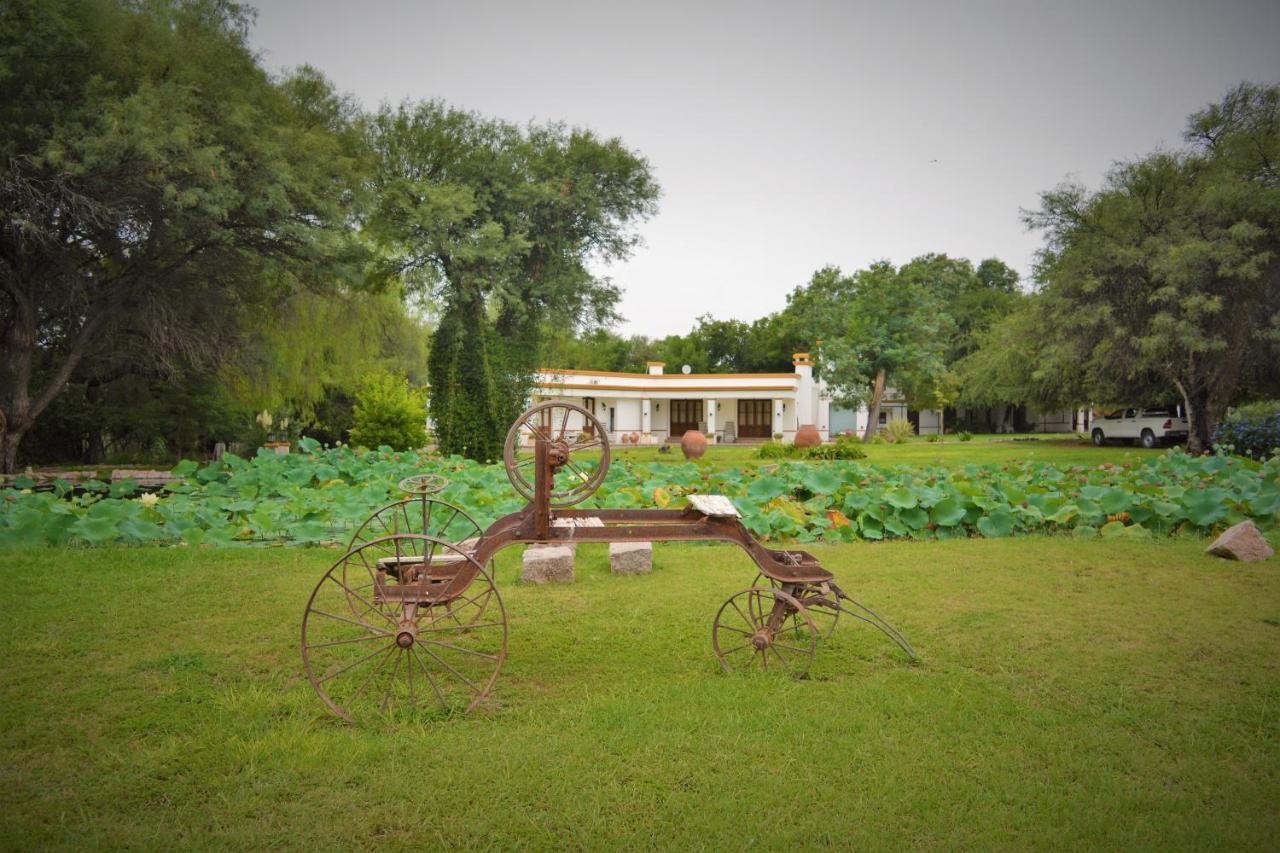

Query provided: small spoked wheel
[344,497,487,621]
[712,587,817,678]
[398,473,448,495]
[503,401,610,508]
[302,534,508,723]
[752,573,840,640]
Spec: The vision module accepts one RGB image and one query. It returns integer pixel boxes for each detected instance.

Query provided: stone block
[521,544,575,583]
[610,541,653,575]
[1206,520,1275,562]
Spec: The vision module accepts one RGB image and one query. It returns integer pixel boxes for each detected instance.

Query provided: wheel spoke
[325,572,396,627]
[309,630,393,649]
[411,646,449,707]
[730,599,757,631]
[317,640,396,684]
[419,637,499,661]
[308,608,391,633]
[379,650,400,712]
[418,644,482,694]
[343,644,399,709]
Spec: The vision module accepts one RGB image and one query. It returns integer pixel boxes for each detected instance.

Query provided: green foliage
[0,0,370,472]
[366,101,659,462]
[926,433,942,443]
[1026,83,1280,452]
[958,431,974,442]
[883,417,916,444]
[3,442,1276,548]
[804,437,868,460]
[756,437,867,461]
[754,441,795,460]
[348,373,427,451]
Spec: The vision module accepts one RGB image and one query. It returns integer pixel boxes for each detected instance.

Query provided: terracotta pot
[794,424,822,448]
[680,430,708,459]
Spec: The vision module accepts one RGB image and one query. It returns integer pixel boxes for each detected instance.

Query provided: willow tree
[366,102,658,460]
[0,0,369,471]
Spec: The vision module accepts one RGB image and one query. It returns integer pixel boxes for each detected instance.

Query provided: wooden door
[669,399,703,437]
[737,400,772,438]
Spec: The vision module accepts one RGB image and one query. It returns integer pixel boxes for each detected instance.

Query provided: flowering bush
[1213,401,1280,460]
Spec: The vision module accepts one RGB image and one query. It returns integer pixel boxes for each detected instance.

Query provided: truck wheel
[1140,429,1157,449]
[1092,429,1106,447]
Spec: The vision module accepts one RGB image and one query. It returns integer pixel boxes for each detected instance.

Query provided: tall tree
[1028,83,1280,452]
[0,0,368,472]
[788,264,953,441]
[367,103,658,460]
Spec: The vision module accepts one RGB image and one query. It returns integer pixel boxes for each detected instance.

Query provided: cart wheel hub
[396,619,418,648]
[751,630,772,650]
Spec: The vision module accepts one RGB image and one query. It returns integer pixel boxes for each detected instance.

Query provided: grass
[2,538,1277,849]
[605,433,1163,469]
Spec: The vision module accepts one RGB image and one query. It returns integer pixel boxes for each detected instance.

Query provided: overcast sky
[248,0,1279,337]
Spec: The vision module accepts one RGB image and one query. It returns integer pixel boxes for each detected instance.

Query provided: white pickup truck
[1090,408,1189,448]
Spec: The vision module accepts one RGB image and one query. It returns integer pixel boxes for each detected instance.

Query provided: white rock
[610,541,653,575]
[521,544,575,584]
[688,494,740,517]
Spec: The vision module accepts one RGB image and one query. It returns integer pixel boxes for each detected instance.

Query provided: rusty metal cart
[302,401,915,723]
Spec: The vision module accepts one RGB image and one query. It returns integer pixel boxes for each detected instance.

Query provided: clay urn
[794,424,822,448]
[680,430,708,459]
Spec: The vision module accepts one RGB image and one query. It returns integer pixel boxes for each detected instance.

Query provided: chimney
[792,352,813,380]
[646,361,665,375]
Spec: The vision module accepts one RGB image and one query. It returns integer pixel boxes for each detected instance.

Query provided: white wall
[616,398,643,432]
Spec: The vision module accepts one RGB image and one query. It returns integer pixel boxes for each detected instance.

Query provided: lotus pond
[1,439,1276,548]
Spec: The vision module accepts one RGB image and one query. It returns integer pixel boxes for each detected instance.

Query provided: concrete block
[609,541,653,575]
[521,544,575,584]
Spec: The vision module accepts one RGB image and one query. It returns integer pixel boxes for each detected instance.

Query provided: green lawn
[2,538,1277,849]
[605,433,1163,469]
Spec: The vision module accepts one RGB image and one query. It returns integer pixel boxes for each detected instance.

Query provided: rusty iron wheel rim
[302,534,508,724]
[397,473,448,496]
[342,497,488,622]
[503,401,610,508]
[752,573,840,640]
[712,586,816,678]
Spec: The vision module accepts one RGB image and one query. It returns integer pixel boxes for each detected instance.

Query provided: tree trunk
[1,429,21,475]
[861,368,887,443]
[1175,379,1214,454]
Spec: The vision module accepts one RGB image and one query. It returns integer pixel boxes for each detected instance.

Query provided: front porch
[532,394,799,446]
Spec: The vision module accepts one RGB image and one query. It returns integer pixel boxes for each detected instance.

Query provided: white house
[531,354,946,444]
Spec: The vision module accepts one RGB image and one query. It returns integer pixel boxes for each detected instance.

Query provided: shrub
[806,436,867,460]
[1213,400,1280,459]
[755,440,797,460]
[883,417,916,444]
[348,371,428,451]
[926,433,942,443]
[958,431,974,442]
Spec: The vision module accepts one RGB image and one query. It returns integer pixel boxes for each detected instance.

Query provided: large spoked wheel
[302,534,508,724]
[343,497,487,621]
[504,401,610,508]
[712,587,817,678]
[752,573,840,640]
[398,473,448,495]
